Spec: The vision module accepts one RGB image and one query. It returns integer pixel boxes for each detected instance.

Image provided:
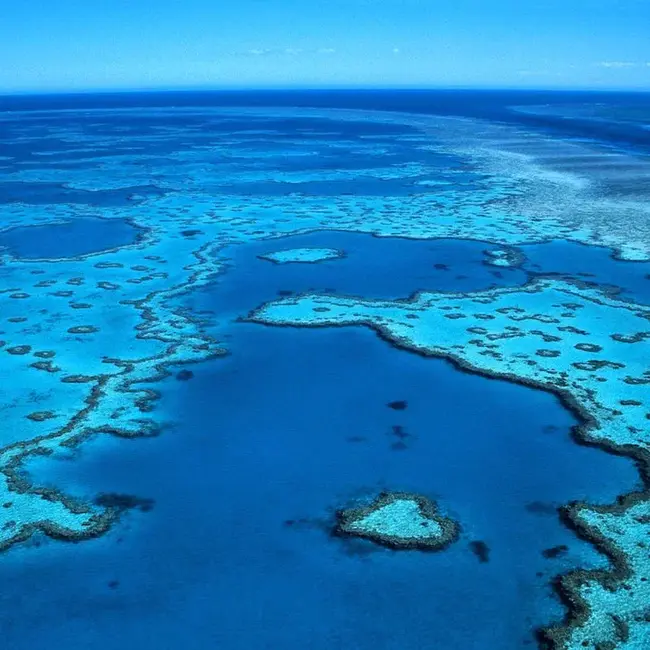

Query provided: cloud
[236,47,335,57]
[598,61,636,68]
[245,48,274,56]
[392,47,400,54]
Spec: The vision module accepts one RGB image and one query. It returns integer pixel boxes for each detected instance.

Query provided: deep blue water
[212,231,650,310]
[523,240,650,304]
[0,216,142,259]
[10,323,638,650]
[0,182,165,206]
[0,91,649,650]
[216,233,526,306]
[3,89,649,152]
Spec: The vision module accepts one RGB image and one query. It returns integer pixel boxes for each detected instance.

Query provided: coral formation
[335,491,459,550]
[2,104,650,649]
[258,247,345,264]
[248,278,650,649]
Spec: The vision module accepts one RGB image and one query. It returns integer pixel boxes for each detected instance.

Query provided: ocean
[0,89,649,650]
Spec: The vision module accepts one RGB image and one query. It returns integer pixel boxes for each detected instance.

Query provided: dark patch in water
[390,425,410,440]
[93,493,155,512]
[469,540,491,563]
[525,501,559,516]
[542,545,568,559]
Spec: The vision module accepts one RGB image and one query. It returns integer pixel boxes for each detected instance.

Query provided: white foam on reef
[415,116,650,261]
[462,148,590,190]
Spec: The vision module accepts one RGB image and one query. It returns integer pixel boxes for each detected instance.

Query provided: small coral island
[258,247,344,264]
[335,491,459,551]
[483,246,525,268]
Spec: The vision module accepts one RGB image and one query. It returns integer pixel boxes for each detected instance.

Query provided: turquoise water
[1,91,649,650]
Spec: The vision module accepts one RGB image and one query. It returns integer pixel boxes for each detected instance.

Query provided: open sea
[0,89,649,650]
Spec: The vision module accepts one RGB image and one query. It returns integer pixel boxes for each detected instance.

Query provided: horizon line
[2,84,650,98]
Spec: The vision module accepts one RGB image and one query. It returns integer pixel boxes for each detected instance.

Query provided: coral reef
[258,247,345,264]
[248,278,650,649]
[335,491,459,551]
[483,247,525,268]
[3,104,650,648]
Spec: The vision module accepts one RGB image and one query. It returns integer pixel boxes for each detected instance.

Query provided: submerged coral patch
[469,540,491,563]
[335,492,459,550]
[67,325,99,335]
[26,411,57,422]
[483,247,525,268]
[93,493,155,512]
[258,247,345,265]
[6,345,31,355]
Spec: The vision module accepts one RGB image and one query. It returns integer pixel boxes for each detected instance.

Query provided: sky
[1,0,649,92]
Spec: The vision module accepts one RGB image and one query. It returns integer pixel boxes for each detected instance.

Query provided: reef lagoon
[0,90,649,650]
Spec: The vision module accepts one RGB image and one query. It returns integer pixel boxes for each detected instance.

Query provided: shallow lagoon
[0,216,143,259]
[523,239,650,304]
[211,231,650,318]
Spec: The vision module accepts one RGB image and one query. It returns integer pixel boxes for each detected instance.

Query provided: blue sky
[2,0,649,92]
